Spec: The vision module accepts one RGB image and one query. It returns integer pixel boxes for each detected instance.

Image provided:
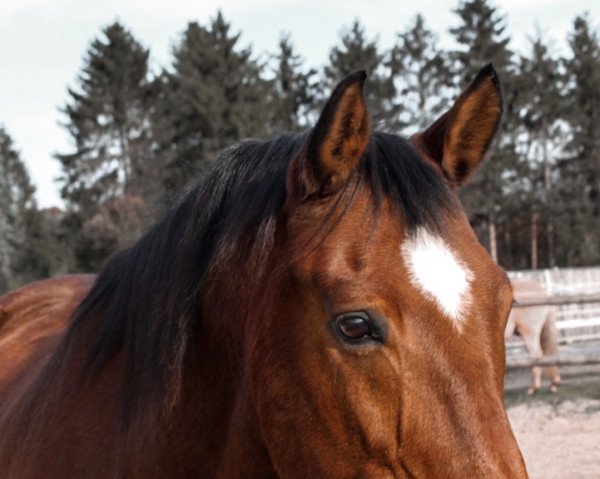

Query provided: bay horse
[0,66,528,477]
[506,278,561,395]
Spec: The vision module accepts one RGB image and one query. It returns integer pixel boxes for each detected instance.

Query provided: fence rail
[513,294,600,308]
[506,354,600,370]
[506,332,600,349]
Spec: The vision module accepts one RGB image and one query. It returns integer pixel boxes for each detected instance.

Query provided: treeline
[2,0,600,293]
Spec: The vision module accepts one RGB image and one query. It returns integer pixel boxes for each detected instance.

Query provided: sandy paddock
[508,398,600,478]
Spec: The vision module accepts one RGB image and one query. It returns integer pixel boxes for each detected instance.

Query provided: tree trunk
[504,218,513,269]
[119,126,132,189]
[489,220,498,263]
[547,221,555,268]
[541,126,555,267]
[531,211,539,270]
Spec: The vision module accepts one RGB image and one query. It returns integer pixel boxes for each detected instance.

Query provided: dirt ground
[508,396,600,478]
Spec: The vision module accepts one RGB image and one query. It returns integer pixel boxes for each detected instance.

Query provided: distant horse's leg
[504,310,517,340]
[518,316,544,395]
[528,361,542,395]
[540,309,561,393]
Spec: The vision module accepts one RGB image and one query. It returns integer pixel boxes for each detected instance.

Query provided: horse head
[240,67,527,477]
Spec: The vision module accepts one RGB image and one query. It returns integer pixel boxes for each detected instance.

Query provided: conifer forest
[2,0,600,292]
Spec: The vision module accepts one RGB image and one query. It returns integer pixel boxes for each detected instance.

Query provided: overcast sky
[1,0,598,208]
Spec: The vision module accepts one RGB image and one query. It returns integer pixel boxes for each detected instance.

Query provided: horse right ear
[288,71,371,200]
[413,64,503,187]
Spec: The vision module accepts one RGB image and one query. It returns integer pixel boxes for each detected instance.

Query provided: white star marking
[402,228,472,327]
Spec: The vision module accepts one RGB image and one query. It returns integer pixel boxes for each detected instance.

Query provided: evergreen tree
[391,14,452,133]
[56,22,154,271]
[270,34,318,131]
[156,12,271,191]
[449,0,512,85]
[513,32,564,268]
[324,21,398,129]
[558,14,600,265]
[0,127,37,292]
[27,207,76,280]
[448,0,516,264]
[56,21,154,217]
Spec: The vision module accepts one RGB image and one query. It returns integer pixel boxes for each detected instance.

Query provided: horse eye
[337,315,373,340]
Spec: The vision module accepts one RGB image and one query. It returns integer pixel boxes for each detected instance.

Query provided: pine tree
[448,0,516,264]
[55,22,155,271]
[390,14,452,133]
[514,32,564,268]
[156,12,271,191]
[0,127,37,292]
[56,21,154,216]
[449,0,512,86]
[270,34,318,131]
[557,14,600,265]
[324,21,398,129]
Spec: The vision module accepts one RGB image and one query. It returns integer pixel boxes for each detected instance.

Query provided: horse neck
[133,267,275,477]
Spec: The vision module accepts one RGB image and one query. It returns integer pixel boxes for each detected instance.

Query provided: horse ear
[414,64,502,186]
[292,71,371,198]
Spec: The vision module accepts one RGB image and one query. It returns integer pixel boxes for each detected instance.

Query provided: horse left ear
[291,71,371,198]
[413,64,503,186]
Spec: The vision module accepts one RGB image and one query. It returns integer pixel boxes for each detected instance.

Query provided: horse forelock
[41,129,456,429]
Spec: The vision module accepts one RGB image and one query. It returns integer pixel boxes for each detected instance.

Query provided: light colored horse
[506,278,561,394]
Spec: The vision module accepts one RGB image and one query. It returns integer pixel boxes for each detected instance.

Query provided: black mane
[64,130,455,419]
